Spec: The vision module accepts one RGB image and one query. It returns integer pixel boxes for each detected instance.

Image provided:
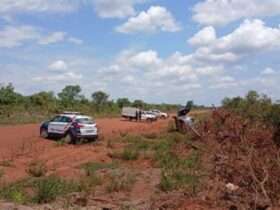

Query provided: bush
[27,161,47,177]
[106,171,136,193]
[222,90,280,127]
[32,176,79,204]
[0,181,28,204]
[79,174,102,193]
[82,162,117,176]
[121,147,139,161]
[0,160,13,167]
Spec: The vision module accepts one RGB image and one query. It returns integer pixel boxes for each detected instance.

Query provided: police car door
[48,116,70,135]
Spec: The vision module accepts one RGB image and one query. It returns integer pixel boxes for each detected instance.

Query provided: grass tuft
[106,171,136,193]
[27,160,47,177]
[32,176,79,204]
[82,162,117,176]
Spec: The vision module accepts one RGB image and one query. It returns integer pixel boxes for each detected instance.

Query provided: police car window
[52,116,62,122]
[60,117,72,123]
[75,118,94,124]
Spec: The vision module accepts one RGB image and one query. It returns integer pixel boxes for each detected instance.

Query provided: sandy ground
[0,118,169,183]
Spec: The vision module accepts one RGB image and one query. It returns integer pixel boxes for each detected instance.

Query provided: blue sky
[0,0,280,105]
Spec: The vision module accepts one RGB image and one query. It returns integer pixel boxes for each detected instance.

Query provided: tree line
[0,83,181,123]
[222,90,280,128]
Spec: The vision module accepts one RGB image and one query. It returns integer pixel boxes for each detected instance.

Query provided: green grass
[106,171,136,193]
[151,133,202,193]
[0,179,32,204]
[0,176,80,204]
[121,147,139,161]
[82,162,117,176]
[32,176,80,204]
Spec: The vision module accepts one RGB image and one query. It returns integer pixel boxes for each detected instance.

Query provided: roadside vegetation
[1,90,280,209]
[0,83,186,124]
[0,130,205,207]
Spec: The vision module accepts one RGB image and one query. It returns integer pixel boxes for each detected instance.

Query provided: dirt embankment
[0,118,168,183]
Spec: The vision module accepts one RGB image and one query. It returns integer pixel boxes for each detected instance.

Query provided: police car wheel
[64,133,74,144]
[40,129,48,139]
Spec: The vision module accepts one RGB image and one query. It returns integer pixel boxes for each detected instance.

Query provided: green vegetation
[0,160,13,167]
[0,176,80,204]
[32,176,80,204]
[109,132,202,193]
[27,161,47,177]
[0,83,180,124]
[106,171,136,193]
[152,133,201,193]
[222,90,280,127]
[121,147,140,161]
[82,162,117,176]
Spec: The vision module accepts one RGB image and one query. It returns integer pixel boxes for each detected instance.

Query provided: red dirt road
[0,118,169,183]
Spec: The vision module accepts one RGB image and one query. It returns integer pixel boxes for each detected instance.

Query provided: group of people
[135,110,142,121]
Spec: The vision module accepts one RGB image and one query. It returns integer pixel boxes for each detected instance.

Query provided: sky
[0,0,280,105]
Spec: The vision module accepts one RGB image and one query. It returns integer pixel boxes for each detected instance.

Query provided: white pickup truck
[121,107,157,122]
[150,109,168,119]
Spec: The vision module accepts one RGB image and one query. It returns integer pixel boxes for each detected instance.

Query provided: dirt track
[0,118,169,183]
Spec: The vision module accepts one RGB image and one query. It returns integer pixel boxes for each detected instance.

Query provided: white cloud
[212,19,280,54]
[128,50,162,68]
[261,67,276,75]
[0,0,79,14]
[0,25,39,48]
[48,60,68,72]
[92,0,139,18]
[193,0,280,26]
[0,25,83,48]
[196,66,224,76]
[116,6,181,33]
[32,71,82,82]
[188,19,280,64]
[38,32,66,45]
[68,37,83,45]
[188,26,216,46]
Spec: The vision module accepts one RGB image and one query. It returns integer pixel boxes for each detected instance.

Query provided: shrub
[106,171,136,193]
[32,176,79,204]
[0,160,13,167]
[121,147,139,161]
[27,161,47,177]
[82,162,117,176]
[0,182,28,204]
[79,174,102,193]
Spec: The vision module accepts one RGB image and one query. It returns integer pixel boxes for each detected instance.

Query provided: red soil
[0,118,168,183]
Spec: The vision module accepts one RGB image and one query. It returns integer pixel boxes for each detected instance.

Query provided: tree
[246,90,259,104]
[133,99,145,108]
[91,91,109,111]
[30,91,56,106]
[30,91,57,112]
[58,85,82,107]
[0,83,23,105]
[116,98,130,108]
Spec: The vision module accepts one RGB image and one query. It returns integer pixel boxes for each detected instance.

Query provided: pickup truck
[121,107,157,122]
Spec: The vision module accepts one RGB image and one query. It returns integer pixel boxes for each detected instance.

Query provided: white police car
[40,112,98,144]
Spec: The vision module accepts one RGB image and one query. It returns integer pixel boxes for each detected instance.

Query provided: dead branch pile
[197,109,280,210]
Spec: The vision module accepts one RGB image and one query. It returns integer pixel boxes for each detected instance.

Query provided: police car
[40,112,98,144]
